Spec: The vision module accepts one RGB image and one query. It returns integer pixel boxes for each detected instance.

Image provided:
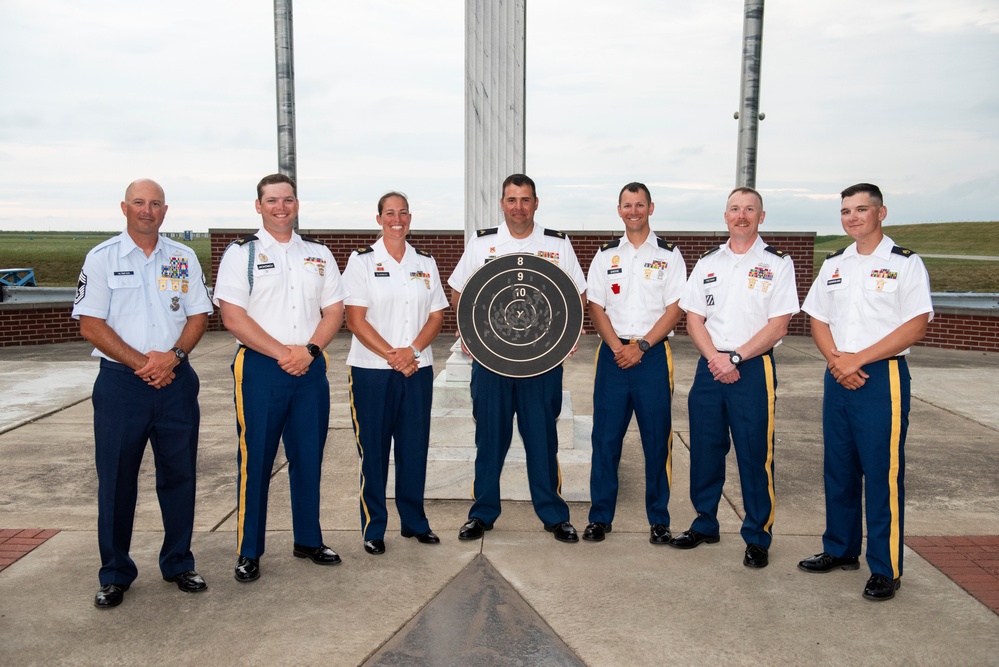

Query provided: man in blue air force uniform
[73,178,213,608]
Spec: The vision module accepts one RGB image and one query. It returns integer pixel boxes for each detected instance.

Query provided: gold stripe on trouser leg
[551,357,573,500]
[347,368,372,537]
[888,359,903,579]
[762,354,777,534]
[555,358,565,499]
[664,340,674,485]
[556,455,564,498]
[234,348,249,554]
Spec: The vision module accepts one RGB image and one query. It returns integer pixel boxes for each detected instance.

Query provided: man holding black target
[448,173,587,543]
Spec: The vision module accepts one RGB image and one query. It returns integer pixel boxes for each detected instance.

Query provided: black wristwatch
[171,347,187,363]
[306,343,322,358]
[729,352,743,367]
[637,339,651,353]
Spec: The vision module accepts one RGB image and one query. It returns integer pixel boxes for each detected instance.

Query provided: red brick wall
[2,230,995,352]
[919,312,999,352]
[209,229,816,336]
[0,304,82,346]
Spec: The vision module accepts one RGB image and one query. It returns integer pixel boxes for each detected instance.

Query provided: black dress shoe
[797,552,861,574]
[402,530,440,544]
[293,543,342,565]
[863,573,901,601]
[668,529,720,549]
[458,517,493,541]
[583,522,611,542]
[744,544,769,568]
[545,521,579,543]
[234,556,260,583]
[649,524,672,545]
[94,583,126,609]
[364,539,386,555]
[164,570,207,593]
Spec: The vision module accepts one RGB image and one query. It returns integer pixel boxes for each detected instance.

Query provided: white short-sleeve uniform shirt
[587,232,686,339]
[213,227,346,346]
[72,232,214,359]
[679,235,800,350]
[803,234,933,356]
[342,237,449,370]
[448,222,587,295]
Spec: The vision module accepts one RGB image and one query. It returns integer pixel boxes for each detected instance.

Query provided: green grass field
[0,232,212,287]
[813,221,999,293]
[814,221,999,255]
[2,222,997,292]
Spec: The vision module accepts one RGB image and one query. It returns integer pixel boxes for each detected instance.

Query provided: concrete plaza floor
[1,331,998,666]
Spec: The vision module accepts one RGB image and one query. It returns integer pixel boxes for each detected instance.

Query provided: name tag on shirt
[113,271,134,276]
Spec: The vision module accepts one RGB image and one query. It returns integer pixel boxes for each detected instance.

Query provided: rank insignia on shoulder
[600,239,621,252]
[701,246,721,258]
[414,247,433,258]
[544,228,566,239]
[301,235,325,245]
[477,227,499,237]
[355,246,374,255]
[231,234,259,246]
[75,271,87,304]
[826,247,847,259]
[891,245,916,257]
[764,245,788,258]
[657,239,676,251]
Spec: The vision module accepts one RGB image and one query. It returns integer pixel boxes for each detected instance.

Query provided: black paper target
[457,253,583,377]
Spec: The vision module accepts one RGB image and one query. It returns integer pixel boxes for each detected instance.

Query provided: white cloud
[0,0,996,236]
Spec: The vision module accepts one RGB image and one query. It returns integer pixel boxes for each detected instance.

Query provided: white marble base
[386,367,592,503]
[444,339,471,383]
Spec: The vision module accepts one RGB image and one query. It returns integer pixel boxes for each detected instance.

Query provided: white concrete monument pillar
[396,1,590,502]
[464,0,526,238]
[447,0,528,385]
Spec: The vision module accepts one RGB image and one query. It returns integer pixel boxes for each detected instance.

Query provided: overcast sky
[1,1,997,236]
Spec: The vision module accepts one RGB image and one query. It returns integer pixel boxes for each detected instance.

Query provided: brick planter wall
[919,311,999,352]
[209,229,817,336]
[0,303,83,346]
[1,229,995,352]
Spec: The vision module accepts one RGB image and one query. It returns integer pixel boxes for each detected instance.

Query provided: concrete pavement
[1,332,998,666]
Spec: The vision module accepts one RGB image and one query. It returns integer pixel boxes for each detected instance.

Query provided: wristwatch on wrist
[729,352,743,367]
[410,345,421,360]
[171,347,187,363]
[637,339,651,353]
[306,343,322,358]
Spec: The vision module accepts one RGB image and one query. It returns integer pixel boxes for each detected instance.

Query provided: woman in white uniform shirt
[343,192,448,555]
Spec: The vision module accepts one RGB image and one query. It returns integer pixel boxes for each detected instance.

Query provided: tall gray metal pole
[274,0,298,223]
[734,0,765,189]
[465,0,526,240]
